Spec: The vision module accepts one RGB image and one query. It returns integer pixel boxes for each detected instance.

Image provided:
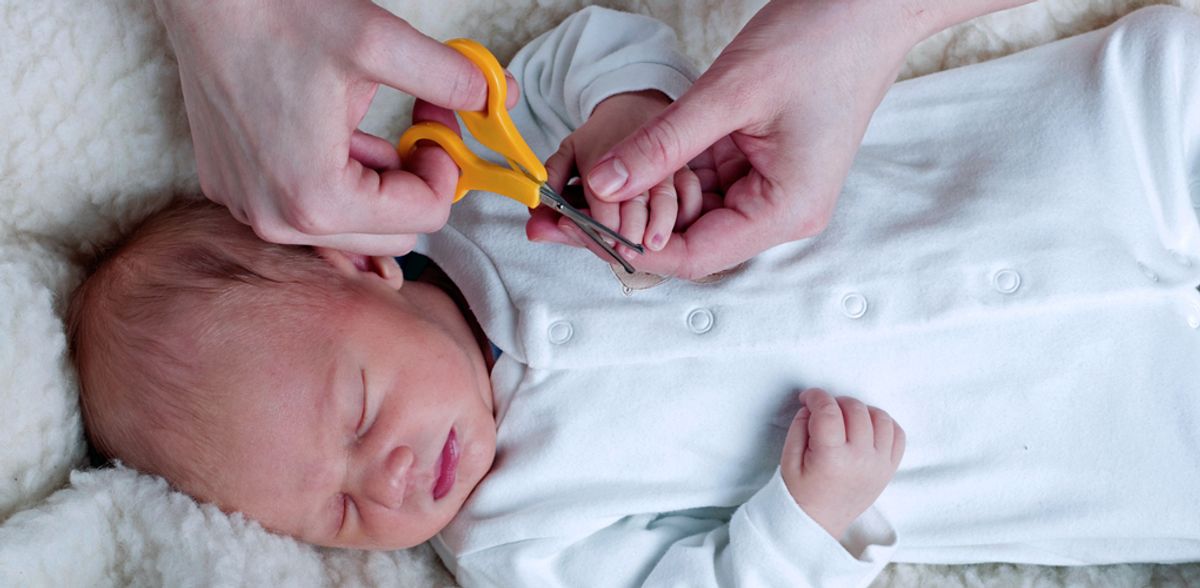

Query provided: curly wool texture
[1,0,1198,585]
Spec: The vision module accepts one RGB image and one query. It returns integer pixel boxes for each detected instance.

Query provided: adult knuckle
[280,194,333,236]
[788,204,834,240]
[249,217,297,245]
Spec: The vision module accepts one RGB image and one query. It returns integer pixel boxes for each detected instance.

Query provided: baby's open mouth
[432,428,459,500]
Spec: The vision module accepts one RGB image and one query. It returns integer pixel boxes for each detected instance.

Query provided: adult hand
[526,91,720,261]
[154,0,504,255]
[583,0,1032,279]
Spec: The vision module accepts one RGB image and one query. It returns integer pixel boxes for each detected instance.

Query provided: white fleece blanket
[2,0,1199,585]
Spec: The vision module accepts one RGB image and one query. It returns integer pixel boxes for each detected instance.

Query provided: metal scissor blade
[577,221,636,274]
[538,185,645,253]
[538,186,638,273]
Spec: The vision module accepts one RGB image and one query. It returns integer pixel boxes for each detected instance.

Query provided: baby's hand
[781,388,905,539]
[527,91,718,263]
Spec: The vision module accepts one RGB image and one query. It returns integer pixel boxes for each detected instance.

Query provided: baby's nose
[365,446,414,509]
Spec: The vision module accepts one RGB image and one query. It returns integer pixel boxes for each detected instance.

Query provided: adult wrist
[876,0,1036,44]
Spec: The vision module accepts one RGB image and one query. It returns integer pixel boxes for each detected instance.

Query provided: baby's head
[66,198,496,549]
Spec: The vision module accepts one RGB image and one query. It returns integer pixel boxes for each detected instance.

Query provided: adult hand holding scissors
[153,0,516,255]
[584,0,1033,280]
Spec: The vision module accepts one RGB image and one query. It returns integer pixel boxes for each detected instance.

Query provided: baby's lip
[432,428,459,501]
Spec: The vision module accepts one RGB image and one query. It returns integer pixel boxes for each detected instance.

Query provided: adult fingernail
[587,158,628,199]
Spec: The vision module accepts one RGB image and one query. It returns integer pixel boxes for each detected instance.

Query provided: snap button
[992,269,1021,294]
[687,308,715,334]
[1137,262,1159,283]
[548,321,573,344]
[841,293,868,319]
[1171,251,1192,268]
[1189,314,1200,330]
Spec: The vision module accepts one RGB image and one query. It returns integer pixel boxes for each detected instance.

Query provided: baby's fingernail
[649,233,664,251]
[620,246,637,262]
[587,158,628,198]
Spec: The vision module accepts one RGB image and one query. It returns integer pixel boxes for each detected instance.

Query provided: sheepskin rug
[2,0,1199,585]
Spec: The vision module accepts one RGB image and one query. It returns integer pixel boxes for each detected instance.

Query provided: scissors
[396,39,643,274]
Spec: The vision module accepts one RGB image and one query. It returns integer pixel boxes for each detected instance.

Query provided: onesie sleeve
[502,6,699,158]
[439,468,896,588]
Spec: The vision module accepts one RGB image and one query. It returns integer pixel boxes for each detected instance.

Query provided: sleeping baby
[67,6,1200,587]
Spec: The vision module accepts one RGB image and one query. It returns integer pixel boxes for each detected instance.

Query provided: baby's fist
[781,388,904,539]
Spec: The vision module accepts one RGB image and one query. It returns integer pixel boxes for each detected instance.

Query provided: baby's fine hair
[66,197,347,490]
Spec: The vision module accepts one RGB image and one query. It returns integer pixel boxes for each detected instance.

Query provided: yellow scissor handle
[396,39,546,208]
[397,122,541,207]
[446,38,547,185]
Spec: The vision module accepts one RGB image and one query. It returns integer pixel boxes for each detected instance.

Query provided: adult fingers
[266,138,463,244]
[526,205,575,245]
[411,99,461,131]
[800,389,846,448]
[586,78,748,203]
[350,130,401,171]
[402,143,461,204]
[251,225,419,257]
[350,7,490,112]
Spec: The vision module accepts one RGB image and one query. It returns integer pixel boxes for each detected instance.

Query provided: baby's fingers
[891,423,907,465]
[869,407,895,453]
[618,194,650,259]
[781,402,811,472]
[800,388,845,448]
[646,176,680,252]
[839,397,873,448]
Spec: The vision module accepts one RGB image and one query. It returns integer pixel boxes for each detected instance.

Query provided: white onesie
[418,6,1200,587]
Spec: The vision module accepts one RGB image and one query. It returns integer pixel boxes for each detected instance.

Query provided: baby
[69,6,1200,588]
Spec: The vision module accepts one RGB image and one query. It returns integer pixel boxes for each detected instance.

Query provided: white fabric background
[1,0,1198,585]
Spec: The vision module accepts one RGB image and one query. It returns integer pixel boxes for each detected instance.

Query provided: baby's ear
[314,248,405,290]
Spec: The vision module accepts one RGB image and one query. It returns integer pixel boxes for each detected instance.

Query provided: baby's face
[189,277,496,550]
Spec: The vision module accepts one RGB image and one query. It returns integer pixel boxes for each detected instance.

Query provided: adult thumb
[586,85,742,203]
[351,6,489,112]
